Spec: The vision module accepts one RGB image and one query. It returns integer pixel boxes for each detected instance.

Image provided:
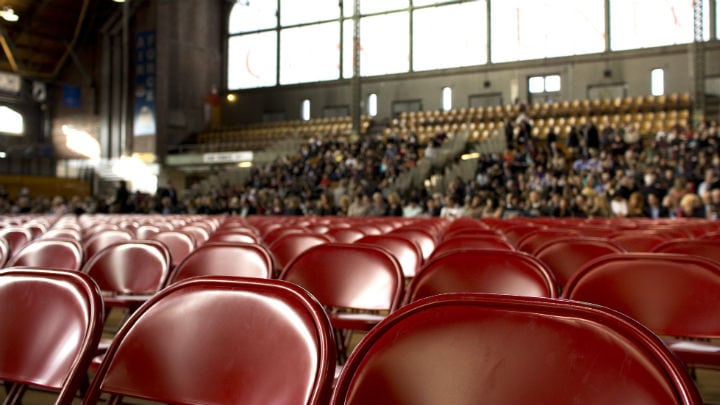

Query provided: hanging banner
[133,31,156,137]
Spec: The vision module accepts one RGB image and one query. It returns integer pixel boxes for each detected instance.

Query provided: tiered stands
[195,116,372,153]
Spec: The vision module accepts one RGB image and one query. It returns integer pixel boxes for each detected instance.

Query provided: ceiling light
[112,0,126,3]
[0,7,19,22]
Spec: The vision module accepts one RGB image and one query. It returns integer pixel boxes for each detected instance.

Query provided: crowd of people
[3,108,720,221]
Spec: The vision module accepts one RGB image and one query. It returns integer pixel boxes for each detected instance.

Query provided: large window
[344,12,410,78]
[491,0,605,63]
[651,68,665,96]
[280,23,340,85]
[227,0,718,90]
[228,32,277,89]
[228,0,277,34]
[610,0,710,51]
[0,106,23,135]
[413,1,487,71]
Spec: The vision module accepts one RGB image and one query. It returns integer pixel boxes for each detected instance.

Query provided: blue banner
[133,31,156,137]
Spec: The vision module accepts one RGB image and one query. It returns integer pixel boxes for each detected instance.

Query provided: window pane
[357,12,410,76]
[413,1,487,72]
[491,0,605,63]
[528,76,545,93]
[717,0,720,38]
[360,0,408,15]
[301,99,311,120]
[281,0,339,26]
[413,0,457,6]
[280,23,340,85]
[227,32,277,89]
[368,93,378,116]
[610,0,709,50]
[545,75,561,92]
[651,68,664,96]
[0,106,23,135]
[342,19,354,79]
[442,87,452,111]
[229,0,277,34]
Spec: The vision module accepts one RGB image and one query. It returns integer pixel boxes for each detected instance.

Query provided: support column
[350,0,361,137]
[693,0,705,124]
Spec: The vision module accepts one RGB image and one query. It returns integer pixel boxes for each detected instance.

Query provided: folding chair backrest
[84,277,335,405]
[0,269,103,405]
[331,294,701,405]
[166,241,272,286]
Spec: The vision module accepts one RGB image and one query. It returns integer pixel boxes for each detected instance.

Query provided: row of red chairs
[0,269,703,405]
[1,213,719,403]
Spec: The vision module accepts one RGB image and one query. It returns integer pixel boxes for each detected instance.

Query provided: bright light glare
[111,156,158,193]
[62,125,100,160]
[0,106,23,134]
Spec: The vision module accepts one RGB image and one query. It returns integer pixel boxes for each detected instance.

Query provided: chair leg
[5,383,27,405]
[335,329,348,364]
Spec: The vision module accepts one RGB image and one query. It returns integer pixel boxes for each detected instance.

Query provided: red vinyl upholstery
[84,277,335,405]
[405,249,557,304]
[0,269,103,405]
[166,241,272,286]
[563,252,720,367]
[331,294,701,405]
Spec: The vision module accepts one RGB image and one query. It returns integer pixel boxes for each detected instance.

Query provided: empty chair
[405,249,557,305]
[430,235,514,259]
[331,293,701,405]
[652,239,720,263]
[516,228,581,254]
[6,238,84,271]
[0,227,33,259]
[500,224,542,246]
[611,231,671,252]
[326,228,365,243]
[208,230,259,244]
[82,240,171,306]
[41,228,83,242]
[563,253,720,368]
[0,269,103,405]
[269,232,333,272]
[0,237,9,268]
[535,236,625,288]
[165,241,272,286]
[135,225,161,239]
[84,277,335,405]
[151,230,196,268]
[389,229,436,261]
[180,225,210,245]
[280,243,404,359]
[356,235,423,278]
[83,229,133,261]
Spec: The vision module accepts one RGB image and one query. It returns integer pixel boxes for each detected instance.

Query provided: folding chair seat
[84,277,336,405]
[652,239,720,262]
[535,236,625,288]
[165,241,273,286]
[0,227,33,259]
[563,253,720,368]
[6,238,84,271]
[0,269,103,405]
[516,228,581,254]
[280,243,404,361]
[332,293,700,405]
[151,230,196,268]
[356,235,423,278]
[611,231,672,252]
[405,249,557,305]
[269,232,333,272]
[430,235,515,260]
[83,230,133,261]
